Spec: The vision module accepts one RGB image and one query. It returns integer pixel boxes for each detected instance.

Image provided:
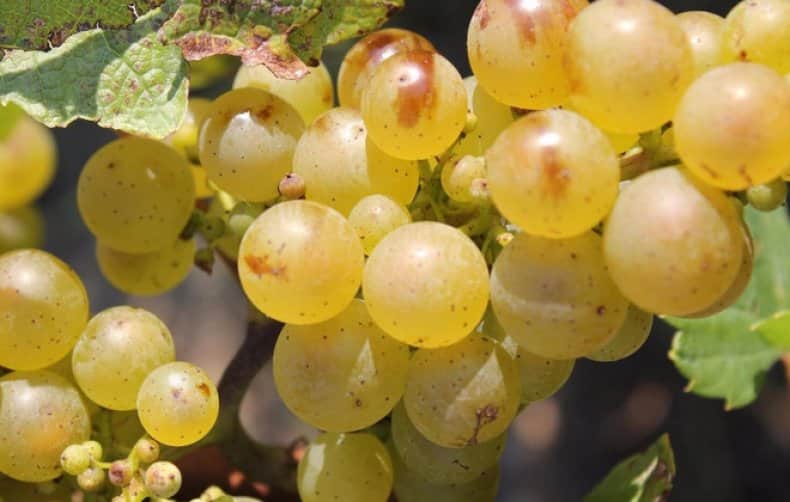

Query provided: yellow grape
[0,371,90,482]
[561,102,638,154]
[0,250,89,370]
[292,107,419,215]
[165,97,212,162]
[674,63,790,190]
[78,137,195,253]
[454,76,514,158]
[361,50,467,160]
[676,11,727,77]
[198,88,305,202]
[233,62,334,125]
[0,205,44,253]
[490,231,629,360]
[603,167,744,316]
[136,362,219,447]
[96,238,195,296]
[586,304,654,362]
[441,155,487,204]
[338,28,436,110]
[363,222,489,348]
[238,200,364,325]
[467,0,587,109]
[348,194,411,255]
[722,0,790,73]
[566,0,694,133]
[486,109,619,238]
[190,164,213,199]
[0,115,56,210]
[274,299,409,432]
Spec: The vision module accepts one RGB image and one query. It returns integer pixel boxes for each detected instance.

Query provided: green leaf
[754,311,790,351]
[584,434,675,502]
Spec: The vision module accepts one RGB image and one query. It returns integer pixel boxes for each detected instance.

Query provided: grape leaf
[667,208,790,409]
[584,434,675,502]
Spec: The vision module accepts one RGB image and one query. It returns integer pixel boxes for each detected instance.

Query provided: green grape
[165,98,212,162]
[233,62,334,125]
[133,438,160,464]
[454,76,514,158]
[603,167,744,316]
[144,461,182,498]
[77,466,105,492]
[72,306,176,410]
[723,0,790,73]
[189,55,238,90]
[292,107,419,214]
[746,178,788,211]
[0,371,90,482]
[78,137,195,253]
[467,0,587,109]
[348,194,411,255]
[274,299,409,432]
[0,115,56,210]
[96,238,196,296]
[238,200,364,324]
[82,440,103,462]
[676,11,727,78]
[441,155,487,204]
[136,362,219,447]
[361,50,467,160]
[0,249,89,370]
[390,403,505,485]
[60,444,91,476]
[566,0,694,133]
[109,459,134,487]
[338,28,436,110]
[674,63,790,190]
[198,88,305,202]
[0,205,44,253]
[363,222,489,348]
[297,432,393,502]
[486,109,619,239]
[403,336,520,448]
[587,304,654,362]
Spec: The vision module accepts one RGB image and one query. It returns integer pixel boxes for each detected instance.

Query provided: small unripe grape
[60,444,91,476]
[77,467,106,492]
[133,438,160,464]
[746,179,787,211]
[441,155,486,203]
[82,440,103,462]
[348,195,411,255]
[144,461,182,498]
[108,459,134,487]
[278,173,306,200]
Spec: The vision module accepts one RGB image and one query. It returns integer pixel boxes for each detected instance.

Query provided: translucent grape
[361,51,467,160]
[403,336,521,448]
[233,62,334,125]
[454,76,514,158]
[273,299,410,432]
[490,231,628,359]
[238,200,364,324]
[467,0,587,109]
[298,432,393,502]
[292,107,419,214]
[390,403,505,485]
[674,63,790,190]
[165,97,212,162]
[96,238,196,296]
[561,103,638,154]
[603,167,744,316]
[338,28,436,110]
[72,306,176,410]
[363,222,489,348]
[136,362,219,447]
[0,116,56,210]
[0,249,89,370]
[586,304,654,362]
[0,371,90,482]
[746,178,788,211]
[676,11,727,77]
[348,195,411,255]
[486,109,619,238]
[566,0,694,133]
[722,0,790,74]
[78,137,195,253]
[441,155,487,204]
[0,205,44,253]
[198,88,305,202]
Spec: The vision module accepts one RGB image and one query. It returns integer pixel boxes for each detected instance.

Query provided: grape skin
[676,11,727,78]
[0,115,56,211]
[441,155,487,204]
[348,195,412,255]
[0,205,44,253]
[454,76,514,158]
[587,304,654,362]
[165,97,212,163]
[722,0,790,74]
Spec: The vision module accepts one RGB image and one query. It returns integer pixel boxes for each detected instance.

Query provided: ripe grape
[441,155,487,204]
[0,115,56,210]
[566,0,694,133]
[487,109,619,238]
[338,28,436,110]
[0,205,44,253]
[676,11,727,78]
[363,222,489,348]
[490,231,628,359]
[273,299,410,432]
[603,167,744,316]
[72,306,176,410]
[348,194,411,255]
[674,63,790,190]
[403,335,521,448]
[233,62,334,125]
[298,432,393,502]
[587,304,654,362]
[136,362,219,447]
[722,0,790,74]
[0,371,91,482]
[292,107,419,215]
[165,97,212,162]
[96,237,196,296]
[0,249,89,370]
[454,76,514,158]
[361,50,467,160]
[238,200,364,324]
[190,163,214,199]
[78,137,195,253]
[467,0,587,109]
[198,88,305,202]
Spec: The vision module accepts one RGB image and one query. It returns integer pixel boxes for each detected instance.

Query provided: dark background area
[32,0,790,501]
